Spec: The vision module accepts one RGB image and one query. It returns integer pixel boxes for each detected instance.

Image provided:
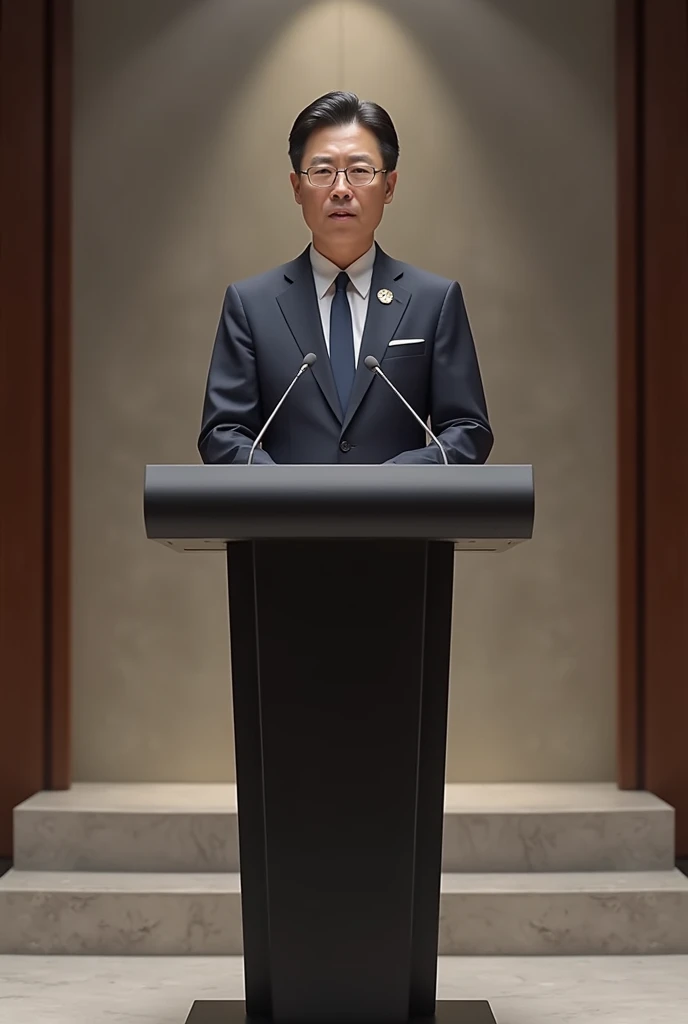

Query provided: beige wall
[72,0,616,782]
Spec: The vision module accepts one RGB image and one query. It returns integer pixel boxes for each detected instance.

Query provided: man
[198,91,493,465]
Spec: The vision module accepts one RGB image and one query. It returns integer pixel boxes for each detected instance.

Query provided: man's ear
[384,170,398,205]
[290,171,303,205]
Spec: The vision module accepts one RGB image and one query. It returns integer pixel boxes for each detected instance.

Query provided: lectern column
[226,539,454,1024]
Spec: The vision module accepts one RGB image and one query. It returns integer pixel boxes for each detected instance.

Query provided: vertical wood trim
[0,0,49,856]
[0,0,72,853]
[46,0,72,790]
[616,0,643,789]
[642,0,688,854]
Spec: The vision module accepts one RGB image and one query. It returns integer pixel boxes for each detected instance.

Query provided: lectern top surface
[144,463,534,551]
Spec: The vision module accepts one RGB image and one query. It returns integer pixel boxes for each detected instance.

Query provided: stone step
[13,782,674,873]
[1,868,687,956]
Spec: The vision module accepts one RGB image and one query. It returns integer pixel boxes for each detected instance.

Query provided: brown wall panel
[0,0,71,855]
[642,0,688,853]
[616,0,688,853]
[0,0,49,856]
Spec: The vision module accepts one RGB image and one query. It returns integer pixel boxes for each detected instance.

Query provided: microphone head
[302,352,317,368]
[364,355,380,371]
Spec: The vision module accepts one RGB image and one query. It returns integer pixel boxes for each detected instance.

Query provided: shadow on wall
[342,0,615,469]
[75,0,316,308]
[364,0,613,319]
[369,0,612,91]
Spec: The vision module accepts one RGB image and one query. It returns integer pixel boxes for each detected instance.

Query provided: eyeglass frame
[299,165,388,188]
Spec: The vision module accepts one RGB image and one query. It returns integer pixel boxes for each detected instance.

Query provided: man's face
[290,122,397,248]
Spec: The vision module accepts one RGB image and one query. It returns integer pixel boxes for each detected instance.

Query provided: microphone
[364,355,449,466]
[247,352,317,465]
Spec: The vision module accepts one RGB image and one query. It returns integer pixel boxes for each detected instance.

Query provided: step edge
[2,868,687,895]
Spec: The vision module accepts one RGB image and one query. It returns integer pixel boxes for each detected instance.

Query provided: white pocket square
[388,338,424,347]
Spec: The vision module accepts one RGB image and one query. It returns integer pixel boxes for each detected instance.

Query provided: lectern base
[184,1001,497,1024]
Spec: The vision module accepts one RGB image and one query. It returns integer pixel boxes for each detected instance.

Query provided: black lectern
[144,465,534,1024]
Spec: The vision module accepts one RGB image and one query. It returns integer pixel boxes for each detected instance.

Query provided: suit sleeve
[385,281,493,465]
[197,285,274,465]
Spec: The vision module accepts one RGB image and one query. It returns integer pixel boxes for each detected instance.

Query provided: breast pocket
[384,338,426,359]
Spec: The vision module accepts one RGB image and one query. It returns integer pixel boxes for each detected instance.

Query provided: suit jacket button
[339,440,351,453]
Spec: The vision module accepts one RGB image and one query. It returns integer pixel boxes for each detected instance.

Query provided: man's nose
[330,170,353,198]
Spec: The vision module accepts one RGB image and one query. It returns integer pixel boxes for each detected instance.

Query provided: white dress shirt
[309,243,376,366]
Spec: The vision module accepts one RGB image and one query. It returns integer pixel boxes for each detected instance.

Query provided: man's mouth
[330,211,355,218]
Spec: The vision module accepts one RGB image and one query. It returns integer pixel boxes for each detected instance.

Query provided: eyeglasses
[300,164,386,188]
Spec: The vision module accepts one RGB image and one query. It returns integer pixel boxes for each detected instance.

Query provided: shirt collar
[309,242,376,301]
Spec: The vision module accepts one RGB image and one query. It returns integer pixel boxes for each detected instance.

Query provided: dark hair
[288,91,400,174]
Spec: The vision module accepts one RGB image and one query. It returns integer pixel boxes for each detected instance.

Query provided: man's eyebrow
[308,154,376,165]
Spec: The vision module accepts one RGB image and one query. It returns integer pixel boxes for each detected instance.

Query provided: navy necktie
[330,271,355,413]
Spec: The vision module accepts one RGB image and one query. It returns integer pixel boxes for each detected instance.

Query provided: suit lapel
[276,247,342,423]
[342,246,410,433]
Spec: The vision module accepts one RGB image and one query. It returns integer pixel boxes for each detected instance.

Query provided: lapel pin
[377,288,394,305]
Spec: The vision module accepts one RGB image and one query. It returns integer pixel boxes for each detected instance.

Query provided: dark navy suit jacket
[198,243,493,465]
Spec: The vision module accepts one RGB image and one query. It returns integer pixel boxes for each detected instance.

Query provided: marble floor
[0,956,687,1023]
